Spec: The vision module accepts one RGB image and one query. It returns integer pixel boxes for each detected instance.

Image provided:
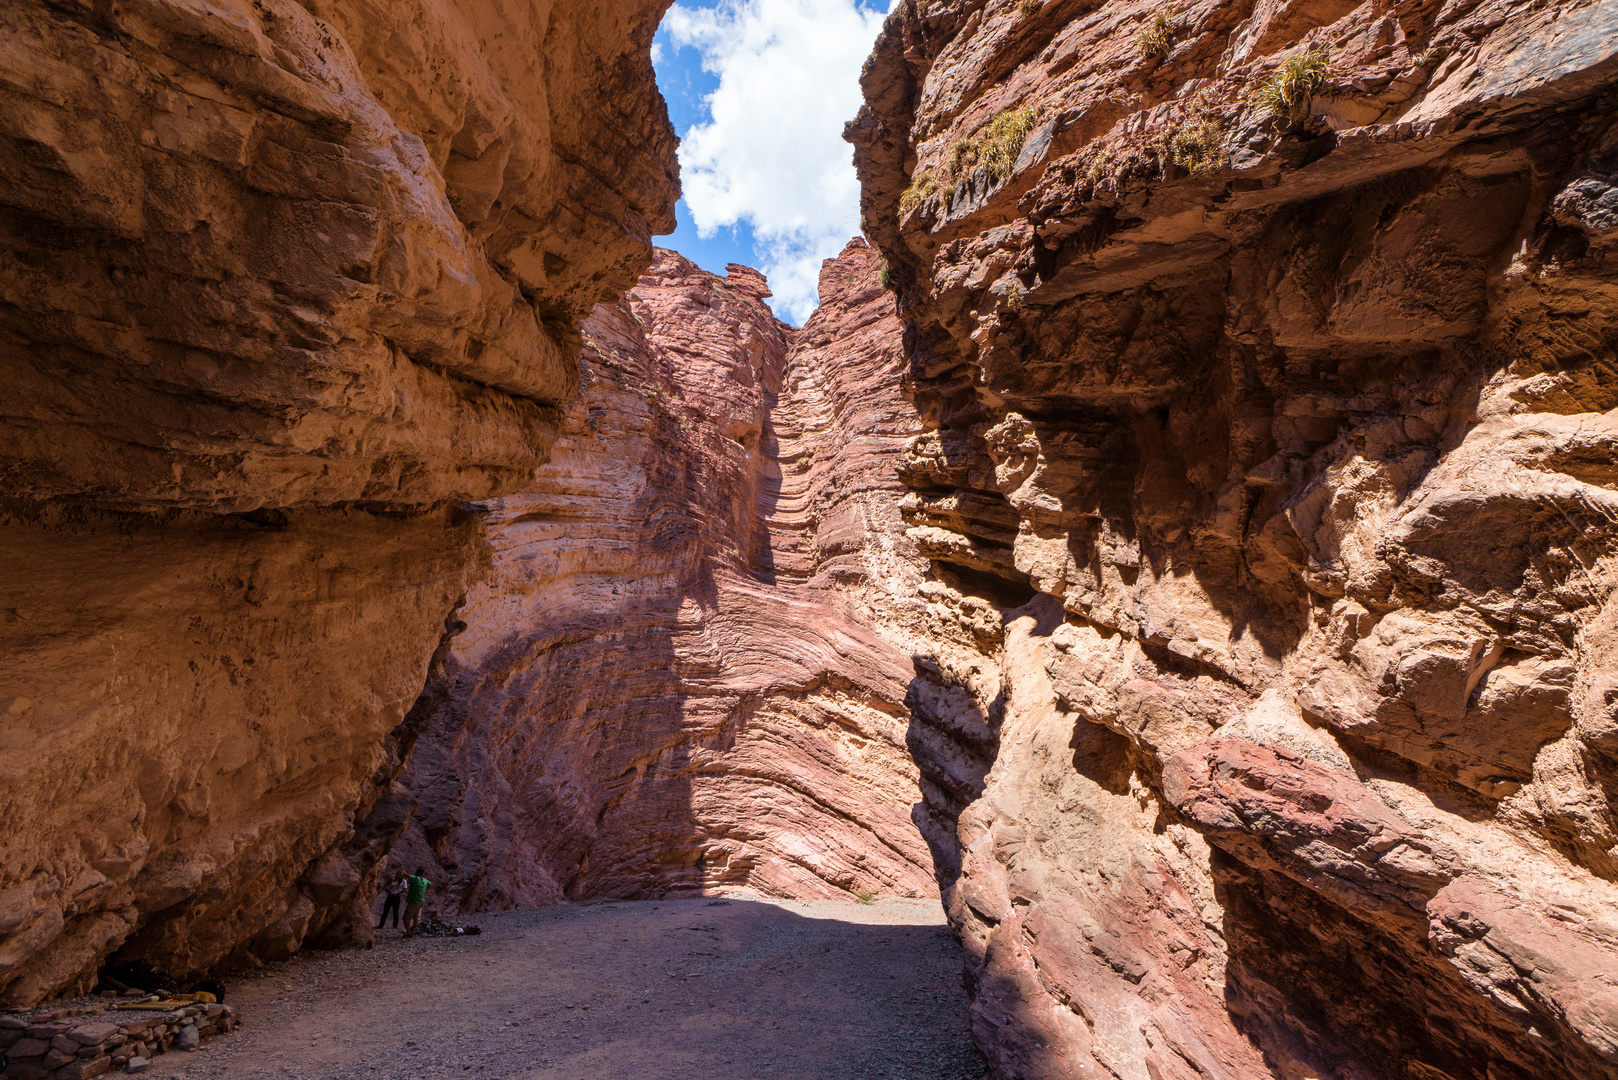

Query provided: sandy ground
[146,893,986,1080]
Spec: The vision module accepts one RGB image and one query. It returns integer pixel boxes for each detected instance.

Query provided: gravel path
[146,893,986,1079]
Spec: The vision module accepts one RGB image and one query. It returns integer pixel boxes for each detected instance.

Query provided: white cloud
[663,0,890,324]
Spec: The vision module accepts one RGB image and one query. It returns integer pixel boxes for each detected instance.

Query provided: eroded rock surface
[851,0,1618,1076]
[392,242,938,909]
[0,0,675,1006]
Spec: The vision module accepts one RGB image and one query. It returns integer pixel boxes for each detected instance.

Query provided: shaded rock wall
[0,0,676,1005]
[391,242,940,909]
[851,0,1618,1077]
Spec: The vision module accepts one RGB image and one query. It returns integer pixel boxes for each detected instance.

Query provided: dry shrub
[1165,114,1225,176]
[1084,150,1114,186]
[948,136,975,175]
[972,106,1038,182]
[1254,46,1331,122]
[902,104,1039,218]
[898,169,937,214]
[1137,11,1173,59]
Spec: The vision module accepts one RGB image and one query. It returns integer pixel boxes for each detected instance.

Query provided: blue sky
[651,0,895,324]
[652,9,755,276]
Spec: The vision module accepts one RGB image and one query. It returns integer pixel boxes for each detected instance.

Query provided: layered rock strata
[0,0,676,1006]
[852,0,1618,1077]
[391,242,938,910]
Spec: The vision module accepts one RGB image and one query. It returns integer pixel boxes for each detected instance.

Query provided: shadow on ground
[151,896,986,1080]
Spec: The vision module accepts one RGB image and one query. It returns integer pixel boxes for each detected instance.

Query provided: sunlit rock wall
[851,0,1618,1076]
[0,0,676,1005]
[393,242,939,909]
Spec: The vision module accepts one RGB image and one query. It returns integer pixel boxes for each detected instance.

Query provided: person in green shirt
[403,868,431,938]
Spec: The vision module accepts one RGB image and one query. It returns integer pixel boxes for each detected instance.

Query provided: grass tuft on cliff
[901,106,1038,217]
[899,169,937,214]
[947,136,975,177]
[948,106,1039,183]
[978,106,1038,180]
[1084,150,1114,186]
[1137,11,1173,59]
[1164,114,1226,176]
[1016,0,1040,16]
[1254,46,1331,122]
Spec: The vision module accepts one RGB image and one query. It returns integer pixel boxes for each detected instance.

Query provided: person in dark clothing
[377,875,407,930]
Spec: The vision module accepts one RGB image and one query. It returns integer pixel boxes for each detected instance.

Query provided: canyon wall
[7,7,1618,1080]
[0,0,676,1005]
[391,241,940,909]
[851,0,1618,1077]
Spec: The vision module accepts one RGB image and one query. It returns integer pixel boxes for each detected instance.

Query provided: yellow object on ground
[117,991,216,1009]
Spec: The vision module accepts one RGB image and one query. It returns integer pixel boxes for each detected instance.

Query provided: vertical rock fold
[393,242,940,911]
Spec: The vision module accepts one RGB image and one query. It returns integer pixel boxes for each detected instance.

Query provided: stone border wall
[1,1001,238,1077]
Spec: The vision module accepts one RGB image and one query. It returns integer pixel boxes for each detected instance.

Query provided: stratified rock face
[0,0,676,1005]
[851,1,1618,1077]
[392,241,938,908]
[1,0,675,508]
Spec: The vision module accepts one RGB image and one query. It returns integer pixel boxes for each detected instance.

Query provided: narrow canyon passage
[4,1,1618,1079]
[391,242,933,912]
[144,896,984,1080]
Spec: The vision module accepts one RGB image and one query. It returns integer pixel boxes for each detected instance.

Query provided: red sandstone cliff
[391,241,939,908]
[5,5,1618,1079]
[0,0,676,1006]
[851,0,1618,1077]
